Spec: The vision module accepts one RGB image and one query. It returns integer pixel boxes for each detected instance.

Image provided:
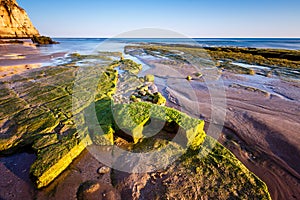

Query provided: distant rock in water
[31,35,59,45]
[0,0,39,38]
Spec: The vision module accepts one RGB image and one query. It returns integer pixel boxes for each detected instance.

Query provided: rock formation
[0,52,271,199]
[0,0,39,38]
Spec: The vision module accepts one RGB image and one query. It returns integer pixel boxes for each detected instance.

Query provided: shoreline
[0,42,299,199]
[0,42,66,78]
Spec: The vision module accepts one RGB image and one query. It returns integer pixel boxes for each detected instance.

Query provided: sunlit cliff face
[0,0,39,38]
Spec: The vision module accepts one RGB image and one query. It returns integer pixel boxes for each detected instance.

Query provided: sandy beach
[0,41,66,78]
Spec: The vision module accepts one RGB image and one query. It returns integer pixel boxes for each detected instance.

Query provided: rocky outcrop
[0,53,119,188]
[0,51,272,199]
[0,0,39,38]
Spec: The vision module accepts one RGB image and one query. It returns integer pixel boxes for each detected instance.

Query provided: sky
[18,0,300,38]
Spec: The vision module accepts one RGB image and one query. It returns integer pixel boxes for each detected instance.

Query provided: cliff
[0,0,39,38]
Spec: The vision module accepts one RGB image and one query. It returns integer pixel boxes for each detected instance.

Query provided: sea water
[39,38,300,56]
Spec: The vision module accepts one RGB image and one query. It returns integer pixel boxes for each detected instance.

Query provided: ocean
[39,38,300,56]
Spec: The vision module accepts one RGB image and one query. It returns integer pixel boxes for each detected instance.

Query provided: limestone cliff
[0,0,39,38]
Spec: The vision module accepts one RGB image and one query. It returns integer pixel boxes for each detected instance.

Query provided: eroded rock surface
[0,51,272,199]
[0,55,118,188]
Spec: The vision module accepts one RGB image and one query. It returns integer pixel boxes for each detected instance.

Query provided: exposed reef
[124,44,300,200]
[0,53,118,188]
[0,52,271,199]
[204,46,300,69]
[125,44,300,81]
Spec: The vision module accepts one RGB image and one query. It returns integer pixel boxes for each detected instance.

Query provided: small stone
[148,84,158,94]
[77,181,121,200]
[139,91,147,96]
[98,166,110,174]
[135,98,142,102]
[194,72,203,77]
[144,74,155,82]
[186,75,192,81]
[86,183,100,193]
[130,95,136,101]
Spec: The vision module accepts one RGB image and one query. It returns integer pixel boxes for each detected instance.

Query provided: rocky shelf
[0,52,271,199]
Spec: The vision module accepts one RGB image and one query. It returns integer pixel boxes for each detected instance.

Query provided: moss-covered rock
[144,74,155,82]
[0,51,271,198]
[219,61,257,75]
[30,132,92,188]
[0,52,121,188]
[118,59,142,74]
[153,92,166,106]
[186,75,192,81]
[113,136,271,199]
[112,102,205,148]
[130,82,165,106]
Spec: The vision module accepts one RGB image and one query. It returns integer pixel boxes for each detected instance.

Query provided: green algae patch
[113,135,271,199]
[95,68,118,101]
[87,99,116,146]
[0,52,271,197]
[144,74,155,82]
[175,136,271,199]
[0,53,121,188]
[118,59,142,74]
[112,102,205,149]
[219,61,256,75]
[204,46,300,69]
[32,134,59,151]
[126,44,300,69]
[174,135,272,199]
[30,132,92,189]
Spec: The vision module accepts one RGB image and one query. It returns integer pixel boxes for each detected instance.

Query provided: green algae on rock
[126,44,300,69]
[152,92,166,106]
[112,102,205,148]
[113,135,271,199]
[30,131,92,188]
[144,74,155,82]
[110,58,142,75]
[0,52,120,188]
[0,51,271,198]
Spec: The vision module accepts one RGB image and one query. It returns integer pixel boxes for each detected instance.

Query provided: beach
[0,41,66,78]
[128,44,300,199]
[0,39,299,199]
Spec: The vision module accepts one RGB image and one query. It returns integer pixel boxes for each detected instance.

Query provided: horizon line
[49,36,300,39]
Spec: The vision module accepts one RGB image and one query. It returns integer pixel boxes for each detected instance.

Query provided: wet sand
[140,58,300,200]
[0,42,66,78]
[0,149,115,200]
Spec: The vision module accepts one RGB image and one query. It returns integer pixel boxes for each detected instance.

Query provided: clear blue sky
[18,0,300,38]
